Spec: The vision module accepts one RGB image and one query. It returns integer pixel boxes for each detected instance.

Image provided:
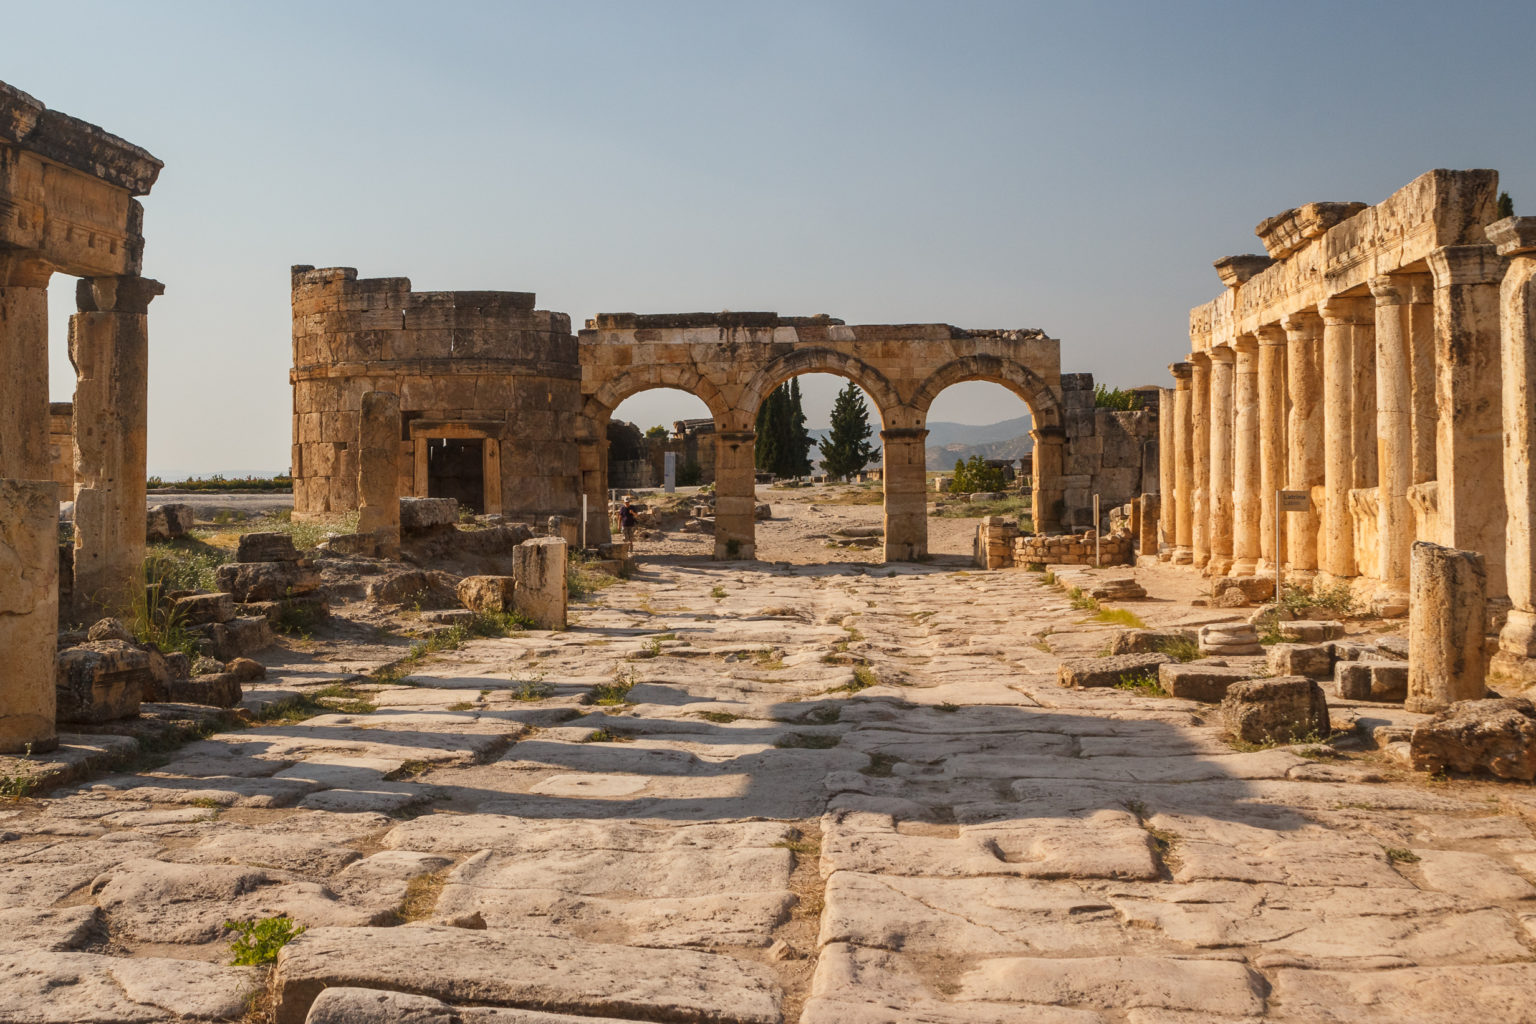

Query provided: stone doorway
[426,438,485,513]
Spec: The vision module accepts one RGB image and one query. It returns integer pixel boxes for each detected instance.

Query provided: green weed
[1093,607,1147,628]
[224,916,305,966]
[774,732,841,749]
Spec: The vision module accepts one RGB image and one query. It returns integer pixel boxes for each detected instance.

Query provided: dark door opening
[427,437,484,513]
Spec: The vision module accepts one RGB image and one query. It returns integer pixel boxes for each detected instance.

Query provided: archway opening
[922,380,1038,561]
[606,386,718,559]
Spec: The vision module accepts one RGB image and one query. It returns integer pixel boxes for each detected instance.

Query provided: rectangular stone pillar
[1157,385,1175,558]
[1370,275,1415,615]
[1283,311,1323,571]
[1189,354,1211,568]
[578,436,612,547]
[70,276,162,622]
[1206,348,1235,576]
[0,479,60,753]
[513,537,567,630]
[357,391,401,559]
[1319,297,1369,578]
[1256,327,1287,573]
[1031,429,1064,533]
[1171,363,1193,563]
[712,429,757,560]
[1428,244,1507,597]
[0,259,52,481]
[1406,541,1486,713]
[1489,220,1536,672]
[1231,337,1261,575]
[881,428,928,561]
[1408,278,1437,486]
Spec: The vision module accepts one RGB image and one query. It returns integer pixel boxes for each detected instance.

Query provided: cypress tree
[754,386,786,473]
[787,378,813,476]
[817,382,876,480]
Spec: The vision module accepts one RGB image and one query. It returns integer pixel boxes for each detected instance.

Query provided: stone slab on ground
[1157,663,1254,702]
[1057,653,1170,689]
[1220,676,1331,745]
[1409,698,1536,780]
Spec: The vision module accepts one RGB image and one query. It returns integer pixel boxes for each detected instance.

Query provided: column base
[1369,587,1410,619]
[1204,556,1234,577]
[1498,609,1536,658]
[1229,558,1259,577]
[1172,547,1192,565]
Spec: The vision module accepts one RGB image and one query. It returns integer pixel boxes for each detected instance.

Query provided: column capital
[77,275,165,314]
[1030,427,1065,443]
[1369,275,1410,306]
[1318,295,1372,325]
[1485,216,1536,258]
[1233,334,1259,354]
[1255,325,1287,346]
[1168,361,1193,381]
[1188,350,1211,368]
[1427,244,1503,287]
[880,428,929,442]
[0,252,53,288]
[718,430,755,444]
[1209,345,1236,364]
[1280,309,1323,339]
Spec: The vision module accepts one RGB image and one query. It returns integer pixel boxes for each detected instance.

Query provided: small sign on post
[1274,490,1309,603]
[663,451,677,493]
[1092,494,1100,567]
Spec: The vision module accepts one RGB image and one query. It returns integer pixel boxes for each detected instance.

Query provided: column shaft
[1283,311,1323,571]
[1499,247,1536,660]
[1189,355,1211,568]
[1231,339,1261,575]
[357,391,402,559]
[881,428,929,561]
[0,259,52,481]
[1207,349,1235,576]
[1256,327,1287,573]
[0,480,60,753]
[1171,364,1193,563]
[1031,429,1064,533]
[1157,385,1175,558]
[1370,276,1414,614]
[712,430,757,560]
[1319,298,1368,577]
[1408,283,1437,485]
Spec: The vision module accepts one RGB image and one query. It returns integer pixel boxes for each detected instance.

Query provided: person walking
[619,498,638,546]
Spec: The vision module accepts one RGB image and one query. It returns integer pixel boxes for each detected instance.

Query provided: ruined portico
[0,81,162,752]
[1156,170,1505,613]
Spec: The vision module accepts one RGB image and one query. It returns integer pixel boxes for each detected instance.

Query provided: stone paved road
[3,561,1535,1023]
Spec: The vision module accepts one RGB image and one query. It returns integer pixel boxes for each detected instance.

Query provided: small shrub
[586,666,636,706]
[1,773,37,801]
[1113,671,1165,697]
[224,916,305,966]
[1067,587,1099,612]
[774,732,841,749]
[950,455,1007,494]
[1093,607,1146,628]
[1385,847,1421,864]
[1153,635,1202,663]
[511,675,555,701]
[699,710,739,723]
[711,585,727,600]
[580,727,629,743]
[130,558,199,658]
[936,702,960,713]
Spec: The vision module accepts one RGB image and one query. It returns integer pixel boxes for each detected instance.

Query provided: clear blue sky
[6,1,1533,476]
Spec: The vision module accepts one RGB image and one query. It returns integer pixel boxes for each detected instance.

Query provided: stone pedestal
[1157,386,1175,558]
[0,479,60,753]
[1429,244,1508,598]
[1256,328,1286,574]
[69,276,161,622]
[712,430,756,560]
[0,260,52,481]
[1231,337,1260,575]
[1190,354,1211,568]
[1171,362,1193,563]
[513,537,568,630]
[1283,311,1323,571]
[1489,219,1536,674]
[1206,348,1235,576]
[1319,298,1368,577]
[1407,541,1487,714]
[357,391,402,558]
[1370,276,1415,615]
[882,428,929,561]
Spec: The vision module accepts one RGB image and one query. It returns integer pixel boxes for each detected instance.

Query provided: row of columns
[1159,245,1506,612]
[0,265,160,754]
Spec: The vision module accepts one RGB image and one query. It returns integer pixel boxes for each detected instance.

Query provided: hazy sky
[7,1,1534,476]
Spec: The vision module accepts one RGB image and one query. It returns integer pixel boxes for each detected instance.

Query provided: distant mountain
[807,414,1034,472]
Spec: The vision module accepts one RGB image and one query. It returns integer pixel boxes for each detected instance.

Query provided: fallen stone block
[1266,643,1334,679]
[145,503,195,542]
[457,575,515,613]
[420,609,475,625]
[1280,619,1346,643]
[1057,653,1170,688]
[270,925,782,1024]
[1374,635,1410,660]
[172,592,235,626]
[1336,661,1409,702]
[1220,676,1330,746]
[1109,628,1195,656]
[401,497,460,533]
[1198,623,1263,656]
[755,503,772,520]
[56,641,148,723]
[366,569,460,608]
[1213,575,1279,603]
[514,538,568,630]
[86,617,135,642]
[239,595,329,630]
[194,616,273,661]
[1409,698,1536,780]
[1328,640,1378,662]
[235,532,300,563]
[1088,577,1146,601]
[164,674,243,708]
[215,561,321,603]
[1157,663,1254,702]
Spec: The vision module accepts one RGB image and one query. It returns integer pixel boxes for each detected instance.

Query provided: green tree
[754,386,787,473]
[645,424,669,439]
[1093,384,1140,411]
[817,382,876,480]
[1499,191,1515,219]
[951,455,1006,493]
[786,378,814,477]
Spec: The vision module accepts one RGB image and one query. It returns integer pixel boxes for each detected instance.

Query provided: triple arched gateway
[576,312,1067,560]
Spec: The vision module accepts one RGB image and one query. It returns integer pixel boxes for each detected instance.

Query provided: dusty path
[4,559,1536,1023]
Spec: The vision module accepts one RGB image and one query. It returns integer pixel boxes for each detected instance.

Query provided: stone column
[713,429,757,560]
[1488,219,1536,671]
[0,479,60,753]
[513,537,567,630]
[1256,326,1287,574]
[1206,347,1235,576]
[1283,311,1323,572]
[0,255,53,481]
[357,391,402,559]
[1407,276,1437,486]
[1231,337,1261,575]
[1318,297,1368,578]
[1370,275,1414,615]
[881,427,928,561]
[1170,362,1193,563]
[70,275,163,622]
[1030,428,1065,533]
[1157,386,1175,558]
[1428,244,1507,597]
[1406,541,1486,713]
[1189,354,1211,568]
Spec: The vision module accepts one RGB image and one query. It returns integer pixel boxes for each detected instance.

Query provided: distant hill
[807,413,1034,472]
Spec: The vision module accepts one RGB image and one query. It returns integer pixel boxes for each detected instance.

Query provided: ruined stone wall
[290,267,582,520]
[1059,374,1159,529]
[48,403,74,495]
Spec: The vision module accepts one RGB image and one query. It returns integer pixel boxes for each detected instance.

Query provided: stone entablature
[289,266,581,520]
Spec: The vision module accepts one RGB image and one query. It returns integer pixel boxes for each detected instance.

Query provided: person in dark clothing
[619,498,638,545]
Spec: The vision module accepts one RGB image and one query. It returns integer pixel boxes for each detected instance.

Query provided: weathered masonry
[0,81,163,753]
[289,267,582,520]
[1155,170,1504,618]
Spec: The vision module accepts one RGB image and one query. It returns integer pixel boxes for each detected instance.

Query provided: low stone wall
[974,518,1134,569]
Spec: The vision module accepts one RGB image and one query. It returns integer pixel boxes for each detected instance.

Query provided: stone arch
[740,348,902,429]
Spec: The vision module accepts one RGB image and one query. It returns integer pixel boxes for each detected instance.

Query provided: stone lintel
[75,275,164,314]
[1486,216,1536,257]
[1255,202,1369,259]
[0,80,161,195]
[1214,254,1275,287]
[1427,244,1503,287]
